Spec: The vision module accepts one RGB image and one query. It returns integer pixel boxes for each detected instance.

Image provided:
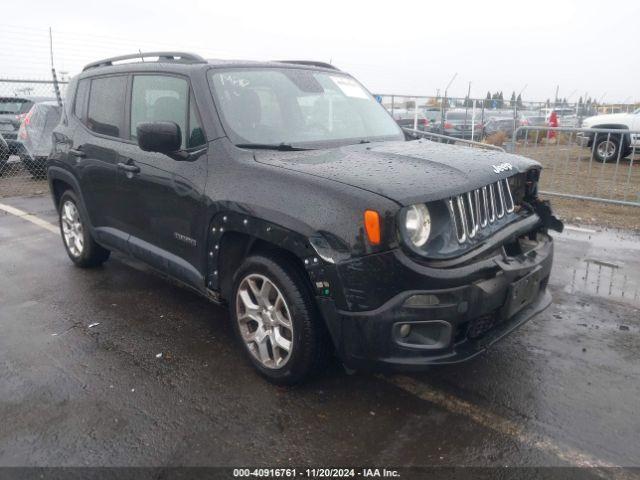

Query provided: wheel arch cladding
[48,167,82,209]
[592,125,631,144]
[51,178,72,207]
[206,212,345,308]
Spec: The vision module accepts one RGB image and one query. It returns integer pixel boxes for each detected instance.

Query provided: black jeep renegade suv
[48,52,562,384]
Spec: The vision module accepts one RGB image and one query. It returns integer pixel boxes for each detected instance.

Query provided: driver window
[131,75,188,148]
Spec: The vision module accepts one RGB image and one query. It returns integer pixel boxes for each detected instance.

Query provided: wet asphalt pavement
[0,195,639,471]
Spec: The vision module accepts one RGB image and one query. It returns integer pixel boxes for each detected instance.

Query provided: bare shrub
[485,131,507,147]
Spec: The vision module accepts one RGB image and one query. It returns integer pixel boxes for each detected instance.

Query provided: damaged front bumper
[317,216,558,371]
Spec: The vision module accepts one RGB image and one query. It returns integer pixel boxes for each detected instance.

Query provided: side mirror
[136,122,181,154]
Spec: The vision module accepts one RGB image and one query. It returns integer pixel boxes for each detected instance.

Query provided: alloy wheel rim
[597,140,616,160]
[235,273,293,369]
[61,200,84,257]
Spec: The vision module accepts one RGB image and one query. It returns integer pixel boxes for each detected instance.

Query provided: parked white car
[579,109,640,162]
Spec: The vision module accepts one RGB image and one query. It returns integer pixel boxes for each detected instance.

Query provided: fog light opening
[399,324,412,338]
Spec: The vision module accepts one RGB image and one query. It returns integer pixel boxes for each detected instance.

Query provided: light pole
[441,73,457,134]
[443,73,458,105]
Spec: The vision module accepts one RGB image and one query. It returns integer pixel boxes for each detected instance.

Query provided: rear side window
[74,79,90,121]
[131,75,188,148]
[87,76,127,137]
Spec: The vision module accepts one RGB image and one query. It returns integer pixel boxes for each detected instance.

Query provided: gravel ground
[0,163,47,199]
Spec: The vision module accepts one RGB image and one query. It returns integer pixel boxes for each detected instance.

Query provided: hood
[254,140,540,206]
[582,113,633,126]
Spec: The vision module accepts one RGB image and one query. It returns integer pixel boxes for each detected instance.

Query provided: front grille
[448,177,516,244]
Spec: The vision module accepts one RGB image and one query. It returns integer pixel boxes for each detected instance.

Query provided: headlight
[404,204,431,247]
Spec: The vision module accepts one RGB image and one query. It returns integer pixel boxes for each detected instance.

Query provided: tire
[58,190,110,268]
[230,253,329,385]
[593,133,622,163]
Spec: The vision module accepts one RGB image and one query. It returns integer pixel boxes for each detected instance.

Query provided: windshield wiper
[235,142,311,151]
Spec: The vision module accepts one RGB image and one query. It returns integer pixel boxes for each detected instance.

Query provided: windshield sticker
[330,76,368,99]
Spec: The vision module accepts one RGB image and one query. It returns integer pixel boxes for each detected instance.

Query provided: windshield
[209,68,403,147]
[0,99,29,114]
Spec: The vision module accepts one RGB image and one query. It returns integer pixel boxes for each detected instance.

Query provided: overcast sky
[1,0,637,102]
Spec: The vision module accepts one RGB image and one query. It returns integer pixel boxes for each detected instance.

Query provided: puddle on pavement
[565,258,640,305]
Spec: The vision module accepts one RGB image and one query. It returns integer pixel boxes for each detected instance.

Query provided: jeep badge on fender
[47,51,562,384]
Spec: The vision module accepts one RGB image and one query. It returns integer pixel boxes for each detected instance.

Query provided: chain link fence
[512,126,640,206]
[0,79,67,198]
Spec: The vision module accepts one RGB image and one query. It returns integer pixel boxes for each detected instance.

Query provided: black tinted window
[74,79,90,120]
[87,76,126,137]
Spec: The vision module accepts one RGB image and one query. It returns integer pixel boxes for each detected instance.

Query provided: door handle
[117,162,141,174]
[69,148,85,158]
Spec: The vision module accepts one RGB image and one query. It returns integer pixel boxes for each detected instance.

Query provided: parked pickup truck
[579,109,640,162]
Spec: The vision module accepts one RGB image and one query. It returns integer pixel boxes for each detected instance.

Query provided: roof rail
[275,60,339,71]
[83,52,206,71]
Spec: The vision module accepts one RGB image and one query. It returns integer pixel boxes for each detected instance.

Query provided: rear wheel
[230,253,329,384]
[59,190,110,268]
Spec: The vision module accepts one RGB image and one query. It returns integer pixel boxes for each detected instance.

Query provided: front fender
[205,210,347,308]
[47,166,96,233]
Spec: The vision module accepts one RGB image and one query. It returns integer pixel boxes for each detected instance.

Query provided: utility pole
[49,27,63,108]
[518,84,528,97]
[464,81,472,128]
[441,73,457,134]
[444,73,458,103]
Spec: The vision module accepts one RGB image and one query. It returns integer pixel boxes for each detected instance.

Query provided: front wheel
[230,254,329,384]
[59,190,110,268]
[593,134,622,163]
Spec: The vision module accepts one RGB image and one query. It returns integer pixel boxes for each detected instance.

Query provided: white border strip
[564,225,597,234]
[0,202,59,234]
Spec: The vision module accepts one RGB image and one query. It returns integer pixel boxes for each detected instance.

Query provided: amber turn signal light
[364,210,381,245]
